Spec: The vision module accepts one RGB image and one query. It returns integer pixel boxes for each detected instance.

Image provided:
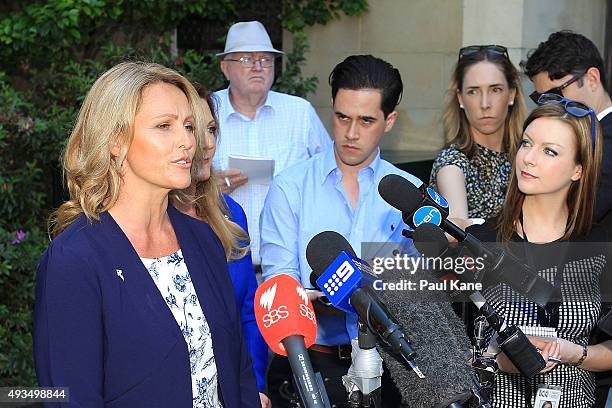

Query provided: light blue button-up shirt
[260,145,422,345]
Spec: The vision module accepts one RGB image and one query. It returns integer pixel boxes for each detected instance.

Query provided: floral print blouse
[429,143,511,219]
[141,250,223,408]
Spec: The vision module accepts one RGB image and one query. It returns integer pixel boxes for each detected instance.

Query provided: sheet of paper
[228,154,275,185]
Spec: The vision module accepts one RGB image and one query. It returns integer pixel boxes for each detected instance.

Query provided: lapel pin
[116,269,124,281]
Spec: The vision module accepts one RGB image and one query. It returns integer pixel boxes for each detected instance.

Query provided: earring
[509,100,514,106]
[459,104,464,109]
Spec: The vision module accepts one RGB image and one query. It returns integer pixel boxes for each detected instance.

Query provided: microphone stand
[342,322,382,408]
[470,379,494,408]
[400,228,489,408]
[282,336,332,408]
[469,316,496,408]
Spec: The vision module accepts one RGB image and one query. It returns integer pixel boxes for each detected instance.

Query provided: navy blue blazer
[224,195,268,391]
[34,204,259,407]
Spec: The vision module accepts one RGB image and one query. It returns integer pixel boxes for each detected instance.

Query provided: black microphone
[413,222,546,379]
[306,231,474,408]
[599,308,612,336]
[378,174,557,307]
[307,229,357,289]
[412,223,484,302]
[306,231,419,369]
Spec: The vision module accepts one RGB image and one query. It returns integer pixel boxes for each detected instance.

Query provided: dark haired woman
[430,45,527,222]
[467,100,612,407]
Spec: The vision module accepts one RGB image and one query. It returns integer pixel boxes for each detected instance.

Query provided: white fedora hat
[216,21,284,57]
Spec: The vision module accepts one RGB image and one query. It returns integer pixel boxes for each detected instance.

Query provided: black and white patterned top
[467,222,611,408]
[141,250,223,408]
[429,143,511,219]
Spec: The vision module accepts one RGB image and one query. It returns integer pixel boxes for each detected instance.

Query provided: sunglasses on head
[528,71,585,104]
[458,45,509,60]
[536,93,596,150]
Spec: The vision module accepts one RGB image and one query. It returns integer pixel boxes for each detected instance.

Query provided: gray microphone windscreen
[374,267,473,408]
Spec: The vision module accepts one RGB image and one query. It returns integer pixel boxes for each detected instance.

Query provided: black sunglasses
[536,93,596,151]
[458,45,509,60]
[529,72,585,104]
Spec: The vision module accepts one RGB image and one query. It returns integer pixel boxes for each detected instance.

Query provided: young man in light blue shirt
[260,55,421,407]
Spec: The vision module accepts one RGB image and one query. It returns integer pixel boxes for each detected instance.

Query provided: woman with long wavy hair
[34,61,259,407]
[175,88,270,408]
[430,45,527,222]
[467,100,612,407]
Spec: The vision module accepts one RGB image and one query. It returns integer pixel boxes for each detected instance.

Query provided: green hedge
[0,0,367,387]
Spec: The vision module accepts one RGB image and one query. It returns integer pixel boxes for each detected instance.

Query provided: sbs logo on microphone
[262,306,289,328]
[296,285,316,325]
[259,282,289,328]
[299,304,316,324]
[259,283,277,311]
[296,285,308,304]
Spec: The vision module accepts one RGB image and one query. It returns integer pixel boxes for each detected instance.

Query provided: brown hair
[443,49,527,158]
[497,103,602,242]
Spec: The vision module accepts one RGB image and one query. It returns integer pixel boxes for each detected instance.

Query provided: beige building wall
[284,0,463,161]
[463,0,607,109]
[286,0,607,161]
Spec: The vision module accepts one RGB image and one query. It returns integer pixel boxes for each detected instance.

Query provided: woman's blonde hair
[181,89,250,261]
[188,176,250,261]
[50,62,207,237]
[443,49,527,158]
[497,103,603,242]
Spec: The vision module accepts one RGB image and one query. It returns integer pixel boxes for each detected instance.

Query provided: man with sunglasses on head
[522,30,612,408]
[521,30,612,223]
[213,21,331,271]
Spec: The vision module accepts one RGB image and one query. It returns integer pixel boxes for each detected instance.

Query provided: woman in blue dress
[176,87,270,408]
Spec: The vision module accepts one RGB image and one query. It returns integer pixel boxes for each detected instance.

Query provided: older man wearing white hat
[213,21,331,269]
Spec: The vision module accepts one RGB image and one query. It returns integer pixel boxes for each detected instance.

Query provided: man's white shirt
[212,88,331,264]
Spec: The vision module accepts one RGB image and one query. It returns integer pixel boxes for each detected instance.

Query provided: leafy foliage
[0,0,367,386]
[0,227,47,386]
